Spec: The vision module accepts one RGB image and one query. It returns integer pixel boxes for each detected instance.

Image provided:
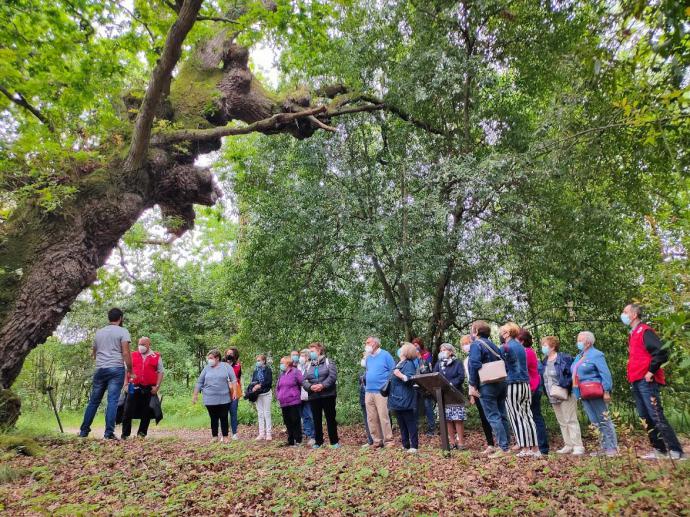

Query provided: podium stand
[412,372,465,452]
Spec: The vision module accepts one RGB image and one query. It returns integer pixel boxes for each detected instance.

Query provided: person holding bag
[388,343,420,452]
[250,354,273,441]
[225,347,242,440]
[540,336,585,455]
[572,331,618,457]
[467,320,511,458]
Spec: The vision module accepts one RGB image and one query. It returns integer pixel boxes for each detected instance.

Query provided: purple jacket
[276,367,304,408]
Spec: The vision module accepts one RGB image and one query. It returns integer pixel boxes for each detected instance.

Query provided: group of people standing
[79,304,684,461]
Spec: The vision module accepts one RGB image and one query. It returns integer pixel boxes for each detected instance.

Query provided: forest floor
[0,425,688,516]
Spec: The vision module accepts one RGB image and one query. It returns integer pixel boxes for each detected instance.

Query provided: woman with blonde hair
[388,343,420,452]
[499,322,539,457]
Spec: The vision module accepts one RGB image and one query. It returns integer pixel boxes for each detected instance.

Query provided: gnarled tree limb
[0,85,54,132]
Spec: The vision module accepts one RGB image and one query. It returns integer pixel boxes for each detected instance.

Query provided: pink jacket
[525,347,540,392]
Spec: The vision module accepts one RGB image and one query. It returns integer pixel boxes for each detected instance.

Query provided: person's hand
[603,392,611,403]
[469,385,480,398]
[469,395,476,405]
[192,394,198,404]
[151,386,159,395]
[644,371,654,383]
[252,384,261,392]
[312,384,323,392]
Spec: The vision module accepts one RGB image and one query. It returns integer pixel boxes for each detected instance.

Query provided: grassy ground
[1,424,688,516]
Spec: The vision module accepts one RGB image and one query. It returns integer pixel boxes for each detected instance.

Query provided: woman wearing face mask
[572,331,618,456]
[388,343,420,452]
[193,349,238,442]
[412,337,436,437]
[540,336,584,455]
[302,342,339,448]
[250,354,273,441]
[297,349,316,446]
[461,335,494,452]
[517,329,549,456]
[225,347,242,440]
[433,343,466,450]
[275,356,304,446]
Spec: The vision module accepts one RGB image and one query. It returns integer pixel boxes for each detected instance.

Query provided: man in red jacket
[621,304,684,460]
[121,337,164,439]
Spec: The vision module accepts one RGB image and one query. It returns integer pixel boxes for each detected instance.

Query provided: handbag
[477,340,507,384]
[579,381,604,400]
[549,385,569,401]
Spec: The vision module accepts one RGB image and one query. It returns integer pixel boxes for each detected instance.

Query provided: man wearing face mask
[621,304,685,460]
[363,336,396,449]
[121,336,164,439]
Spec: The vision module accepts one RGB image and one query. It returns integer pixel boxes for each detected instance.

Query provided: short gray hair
[628,303,643,319]
[367,336,381,347]
[579,331,595,346]
[440,342,456,355]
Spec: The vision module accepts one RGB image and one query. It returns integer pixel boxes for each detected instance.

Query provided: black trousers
[309,396,339,446]
[475,397,495,447]
[206,403,230,437]
[122,386,153,438]
[281,405,303,445]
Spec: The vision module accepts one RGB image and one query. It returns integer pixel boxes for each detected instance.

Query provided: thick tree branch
[124,0,204,171]
[0,85,54,131]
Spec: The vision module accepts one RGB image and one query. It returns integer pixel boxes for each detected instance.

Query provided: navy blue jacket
[541,352,574,393]
[250,366,272,394]
[387,359,417,411]
[502,339,530,384]
[433,357,465,390]
[468,338,504,388]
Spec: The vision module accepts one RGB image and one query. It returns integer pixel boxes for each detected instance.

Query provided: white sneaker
[308,438,316,446]
[516,449,533,458]
[265,434,272,441]
[232,434,239,440]
[531,450,542,457]
[640,450,668,460]
[669,451,686,461]
[572,446,585,456]
[255,434,265,441]
[481,446,495,455]
[407,448,418,453]
[219,436,225,443]
[556,446,573,454]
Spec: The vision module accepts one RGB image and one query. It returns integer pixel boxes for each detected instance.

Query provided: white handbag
[549,385,569,401]
[477,340,507,384]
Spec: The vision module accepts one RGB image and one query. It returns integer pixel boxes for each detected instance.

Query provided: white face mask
[207,358,217,367]
[439,351,448,361]
[364,345,373,354]
[462,344,471,354]
[298,356,306,365]
[138,345,148,354]
[360,358,366,367]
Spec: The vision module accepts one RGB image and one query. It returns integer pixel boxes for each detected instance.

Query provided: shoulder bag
[477,340,507,384]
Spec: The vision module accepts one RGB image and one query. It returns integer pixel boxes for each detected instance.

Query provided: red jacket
[130,351,161,386]
[627,323,666,384]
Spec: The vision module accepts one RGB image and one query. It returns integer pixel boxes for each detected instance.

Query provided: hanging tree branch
[0,85,55,132]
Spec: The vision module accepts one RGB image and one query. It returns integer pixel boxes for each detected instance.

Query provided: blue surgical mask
[279,363,286,371]
[309,351,318,360]
[541,345,550,356]
[291,354,299,363]
[256,361,263,368]
[397,348,402,359]
[620,313,631,326]
[576,342,585,352]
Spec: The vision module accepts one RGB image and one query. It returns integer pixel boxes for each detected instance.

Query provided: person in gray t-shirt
[79,308,133,439]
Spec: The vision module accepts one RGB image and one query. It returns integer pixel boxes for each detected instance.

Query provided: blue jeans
[79,367,125,438]
[531,389,549,454]
[228,398,239,434]
[395,409,418,449]
[423,397,436,434]
[581,397,618,452]
[300,401,315,439]
[631,380,683,454]
[479,381,511,451]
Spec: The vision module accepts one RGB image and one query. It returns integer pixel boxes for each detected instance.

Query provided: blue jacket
[572,347,613,399]
[468,338,505,388]
[502,339,529,384]
[250,365,272,394]
[541,352,574,393]
[433,357,465,390]
[387,359,417,411]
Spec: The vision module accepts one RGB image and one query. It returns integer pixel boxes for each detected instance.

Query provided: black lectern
[412,372,465,452]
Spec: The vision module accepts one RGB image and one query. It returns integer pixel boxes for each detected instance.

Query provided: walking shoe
[361,443,370,449]
[103,435,119,441]
[255,434,265,441]
[232,434,239,440]
[481,446,495,455]
[311,444,321,449]
[331,443,341,449]
[572,446,585,456]
[556,446,573,454]
[669,451,686,461]
[489,449,508,458]
[516,449,533,458]
[531,450,543,457]
[407,448,418,453]
[307,438,316,446]
[457,444,467,451]
[605,449,619,457]
[640,449,668,460]
[219,436,225,443]
[265,434,272,441]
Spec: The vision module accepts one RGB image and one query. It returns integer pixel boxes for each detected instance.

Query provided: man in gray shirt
[79,308,133,439]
